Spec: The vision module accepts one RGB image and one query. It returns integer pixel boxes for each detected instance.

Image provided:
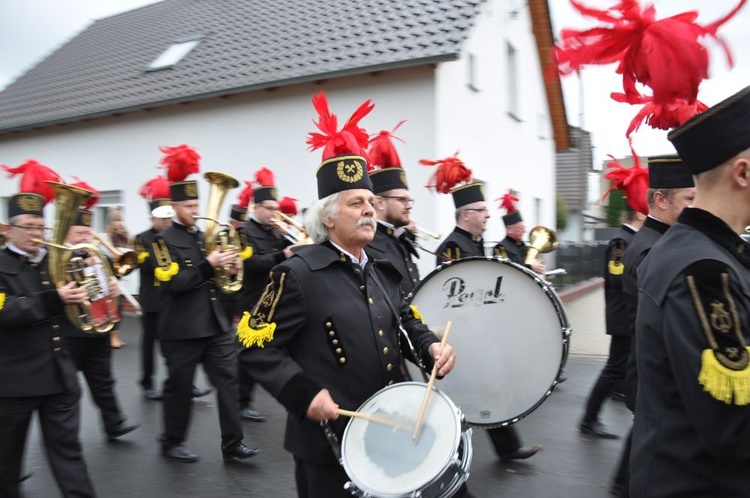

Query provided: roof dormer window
[146,36,203,71]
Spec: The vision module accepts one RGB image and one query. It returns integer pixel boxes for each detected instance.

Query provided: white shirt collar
[329,240,368,269]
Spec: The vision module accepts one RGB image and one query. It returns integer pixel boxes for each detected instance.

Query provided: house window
[507,42,520,121]
[93,190,123,233]
[467,53,480,92]
[146,37,202,71]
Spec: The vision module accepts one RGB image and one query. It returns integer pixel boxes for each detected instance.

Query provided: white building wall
[433,0,556,249]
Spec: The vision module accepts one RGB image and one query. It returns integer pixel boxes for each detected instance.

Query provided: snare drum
[407,257,570,427]
[341,382,472,498]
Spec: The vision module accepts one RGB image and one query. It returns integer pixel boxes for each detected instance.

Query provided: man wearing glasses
[368,153,421,296]
[0,188,97,497]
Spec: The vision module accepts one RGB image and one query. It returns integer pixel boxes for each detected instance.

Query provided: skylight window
[146,37,202,71]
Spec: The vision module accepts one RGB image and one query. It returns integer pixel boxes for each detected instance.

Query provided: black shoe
[144,388,163,401]
[162,445,199,463]
[222,443,260,462]
[240,406,267,422]
[192,387,213,399]
[608,391,626,403]
[107,423,140,441]
[579,420,620,439]
[499,444,542,462]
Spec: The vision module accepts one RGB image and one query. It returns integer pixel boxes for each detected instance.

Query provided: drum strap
[320,421,342,462]
[369,271,428,375]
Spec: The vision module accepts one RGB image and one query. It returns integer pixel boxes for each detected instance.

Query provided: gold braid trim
[0,292,5,311]
[240,246,253,261]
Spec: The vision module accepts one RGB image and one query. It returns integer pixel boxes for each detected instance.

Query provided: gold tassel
[410,304,424,323]
[137,251,150,264]
[698,347,750,406]
[240,246,253,261]
[236,311,276,348]
[0,292,5,310]
[154,262,179,282]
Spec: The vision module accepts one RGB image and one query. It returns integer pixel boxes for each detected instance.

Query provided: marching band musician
[426,154,542,467]
[237,93,455,498]
[0,166,97,497]
[133,175,173,401]
[61,181,140,442]
[493,190,546,274]
[631,86,750,496]
[152,144,259,463]
[366,124,421,296]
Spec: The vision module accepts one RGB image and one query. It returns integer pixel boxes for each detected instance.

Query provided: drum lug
[344,481,366,497]
[563,327,572,338]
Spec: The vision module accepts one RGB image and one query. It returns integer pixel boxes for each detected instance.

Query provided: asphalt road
[18,315,631,498]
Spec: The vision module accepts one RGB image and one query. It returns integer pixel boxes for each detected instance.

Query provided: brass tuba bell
[524,226,558,266]
[194,172,244,294]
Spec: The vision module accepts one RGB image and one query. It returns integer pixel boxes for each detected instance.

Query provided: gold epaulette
[236,311,276,348]
[0,292,5,310]
[410,304,424,323]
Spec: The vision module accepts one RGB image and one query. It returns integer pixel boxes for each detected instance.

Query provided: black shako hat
[7,193,45,218]
[149,198,170,213]
[229,204,248,222]
[170,181,198,202]
[503,211,522,226]
[668,86,750,175]
[316,154,373,199]
[451,181,485,209]
[370,168,408,194]
[74,209,93,228]
[647,155,694,189]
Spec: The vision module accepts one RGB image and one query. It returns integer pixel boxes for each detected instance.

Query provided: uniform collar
[678,207,750,267]
[644,215,670,234]
[6,243,46,263]
[453,226,483,243]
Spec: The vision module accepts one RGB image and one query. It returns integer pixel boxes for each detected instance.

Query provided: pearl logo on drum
[440,276,504,308]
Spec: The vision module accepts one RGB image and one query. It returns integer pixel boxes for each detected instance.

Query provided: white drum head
[341,382,462,497]
[408,257,569,426]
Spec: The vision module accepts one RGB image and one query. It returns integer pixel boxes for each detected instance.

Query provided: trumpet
[92,232,139,277]
[412,225,441,241]
[273,211,313,245]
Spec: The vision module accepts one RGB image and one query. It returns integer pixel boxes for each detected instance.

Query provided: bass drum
[407,257,570,427]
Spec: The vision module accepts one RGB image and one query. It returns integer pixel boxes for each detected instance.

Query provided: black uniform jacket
[604,225,637,337]
[134,227,163,313]
[238,218,293,315]
[0,248,77,397]
[493,236,528,264]
[239,242,440,465]
[154,222,229,340]
[435,226,485,265]
[631,208,750,497]
[366,222,420,296]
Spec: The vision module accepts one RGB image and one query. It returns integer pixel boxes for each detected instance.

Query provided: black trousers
[0,388,96,498]
[139,312,160,390]
[487,425,522,456]
[66,335,126,435]
[294,456,351,498]
[583,335,631,423]
[237,338,257,407]
[160,333,243,452]
[614,425,632,496]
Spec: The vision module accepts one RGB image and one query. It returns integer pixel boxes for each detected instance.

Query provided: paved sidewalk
[560,282,611,357]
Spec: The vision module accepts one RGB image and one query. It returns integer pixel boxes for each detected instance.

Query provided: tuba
[39,182,120,333]
[194,172,243,294]
[524,226,558,266]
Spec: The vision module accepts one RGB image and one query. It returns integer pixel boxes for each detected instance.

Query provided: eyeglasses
[11,224,50,233]
[380,195,415,205]
[463,208,489,214]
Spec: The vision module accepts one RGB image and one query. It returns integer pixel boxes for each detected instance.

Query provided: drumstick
[412,321,452,441]
[337,409,410,431]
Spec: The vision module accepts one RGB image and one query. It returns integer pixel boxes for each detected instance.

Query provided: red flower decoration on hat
[70,176,100,210]
[237,181,254,209]
[555,0,746,137]
[158,144,201,182]
[279,196,299,216]
[306,91,374,167]
[368,121,406,170]
[139,175,171,201]
[601,147,649,215]
[496,190,519,213]
[255,167,275,187]
[2,159,63,204]
[419,152,473,194]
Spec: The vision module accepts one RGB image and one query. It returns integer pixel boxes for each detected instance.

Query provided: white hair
[305,193,341,243]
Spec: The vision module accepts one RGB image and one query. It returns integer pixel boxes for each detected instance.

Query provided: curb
[558,277,603,304]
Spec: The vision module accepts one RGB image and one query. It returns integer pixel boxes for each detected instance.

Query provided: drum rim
[340,381,463,497]
[407,256,570,428]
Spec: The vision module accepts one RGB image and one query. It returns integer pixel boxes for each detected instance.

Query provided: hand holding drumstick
[413,321,453,441]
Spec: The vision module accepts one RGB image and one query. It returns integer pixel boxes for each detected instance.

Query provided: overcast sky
[1,0,748,166]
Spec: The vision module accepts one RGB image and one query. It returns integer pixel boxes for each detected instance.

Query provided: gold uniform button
[326,321,332,328]
[52,324,60,330]
[211,297,216,301]
[368,298,373,304]
[378,330,384,337]
[387,380,394,385]
[359,285,366,291]
[383,347,389,355]
[54,347,61,352]
[339,357,346,364]
[332,339,339,345]
[387,363,393,371]
[354,269,361,276]
[42,280,50,285]
[329,331,335,337]
[336,348,342,354]
[53,336,61,342]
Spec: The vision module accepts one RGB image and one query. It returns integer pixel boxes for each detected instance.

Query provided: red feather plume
[255,167,276,187]
[368,121,406,169]
[496,190,519,213]
[70,176,100,210]
[419,153,473,194]
[138,175,171,201]
[279,196,299,216]
[2,159,63,204]
[306,91,374,168]
[601,147,649,215]
[158,144,201,182]
[237,181,254,209]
